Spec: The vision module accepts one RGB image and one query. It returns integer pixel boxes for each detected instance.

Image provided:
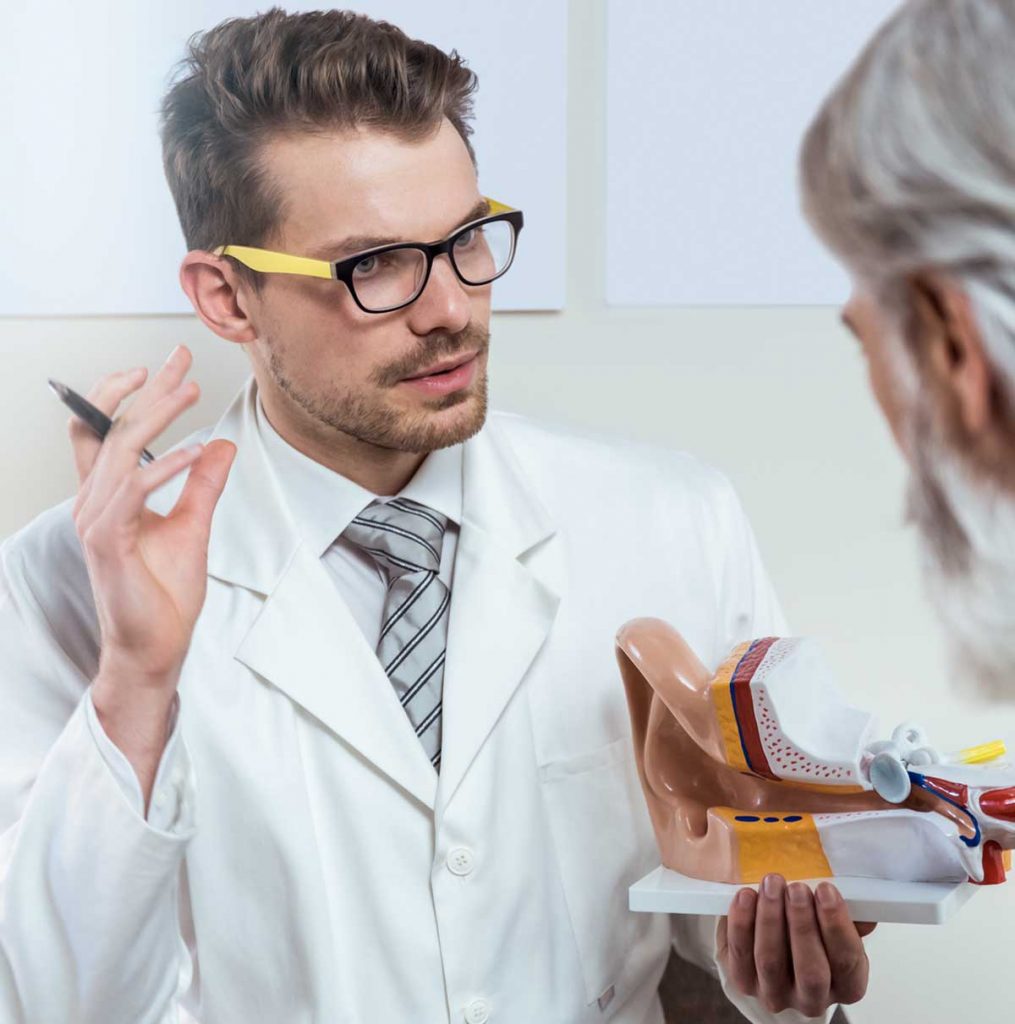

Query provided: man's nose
[406,254,472,336]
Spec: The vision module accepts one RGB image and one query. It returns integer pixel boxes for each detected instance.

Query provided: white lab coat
[0,377,827,1024]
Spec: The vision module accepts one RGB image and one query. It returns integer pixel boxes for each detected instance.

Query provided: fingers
[722,876,870,1018]
[83,443,208,559]
[815,882,870,1006]
[75,347,200,532]
[70,366,148,487]
[754,874,792,1014]
[117,345,195,422]
[722,888,759,998]
[785,882,832,1018]
[71,344,192,489]
[170,439,238,543]
[79,380,200,532]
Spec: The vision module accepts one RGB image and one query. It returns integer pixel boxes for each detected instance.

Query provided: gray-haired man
[800,0,1015,703]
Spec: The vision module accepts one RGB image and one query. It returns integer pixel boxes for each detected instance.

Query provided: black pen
[48,379,156,464]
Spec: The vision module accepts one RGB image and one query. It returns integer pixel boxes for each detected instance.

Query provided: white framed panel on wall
[0,1,565,316]
[606,0,899,306]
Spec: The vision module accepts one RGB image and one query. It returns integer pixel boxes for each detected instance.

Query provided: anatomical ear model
[616,618,1015,886]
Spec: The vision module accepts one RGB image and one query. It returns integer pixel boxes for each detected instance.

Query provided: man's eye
[354,255,378,276]
[454,228,479,249]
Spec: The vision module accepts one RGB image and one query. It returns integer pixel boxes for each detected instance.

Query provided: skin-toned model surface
[616,618,1015,886]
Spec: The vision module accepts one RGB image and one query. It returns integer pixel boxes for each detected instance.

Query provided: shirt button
[152,787,168,809]
[446,846,475,876]
[464,997,490,1023]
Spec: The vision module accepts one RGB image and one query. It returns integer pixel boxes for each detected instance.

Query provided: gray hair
[800,0,1015,702]
[799,0,1015,395]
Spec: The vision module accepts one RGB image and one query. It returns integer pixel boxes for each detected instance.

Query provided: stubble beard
[267,320,491,454]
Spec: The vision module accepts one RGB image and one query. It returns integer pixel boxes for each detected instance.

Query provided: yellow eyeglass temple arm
[212,196,517,277]
[210,245,334,279]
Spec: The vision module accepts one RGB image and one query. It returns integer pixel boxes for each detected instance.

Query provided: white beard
[905,415,1015,704]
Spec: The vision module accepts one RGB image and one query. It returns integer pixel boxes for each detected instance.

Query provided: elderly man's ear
[908,272,1015,476]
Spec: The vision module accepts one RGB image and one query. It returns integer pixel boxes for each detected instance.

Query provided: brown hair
[159,7,479,292]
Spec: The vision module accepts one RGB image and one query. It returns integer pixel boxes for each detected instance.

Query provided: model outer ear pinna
[615,618,1015,886]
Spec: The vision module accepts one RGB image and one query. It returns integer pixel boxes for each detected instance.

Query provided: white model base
[629,865,981,924]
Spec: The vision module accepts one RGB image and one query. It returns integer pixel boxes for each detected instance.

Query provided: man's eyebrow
[306,199,492,261]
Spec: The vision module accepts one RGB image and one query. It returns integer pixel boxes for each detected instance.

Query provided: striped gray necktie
[342,498,450,772]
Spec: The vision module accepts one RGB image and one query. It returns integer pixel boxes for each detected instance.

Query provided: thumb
[173,439,238,536]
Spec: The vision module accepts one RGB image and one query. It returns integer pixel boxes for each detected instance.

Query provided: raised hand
[70,344,236,801]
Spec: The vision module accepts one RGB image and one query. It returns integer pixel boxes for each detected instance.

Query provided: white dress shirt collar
[253,387,464,559]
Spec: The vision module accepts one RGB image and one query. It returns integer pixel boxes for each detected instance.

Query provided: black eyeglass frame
[331,209,524,314]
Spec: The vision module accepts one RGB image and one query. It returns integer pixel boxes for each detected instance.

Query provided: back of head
[799,0,1015,398]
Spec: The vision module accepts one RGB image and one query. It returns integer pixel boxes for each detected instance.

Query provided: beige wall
[1,2,1011,1021]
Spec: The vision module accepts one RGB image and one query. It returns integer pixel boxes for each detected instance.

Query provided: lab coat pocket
[539,735,660,1007]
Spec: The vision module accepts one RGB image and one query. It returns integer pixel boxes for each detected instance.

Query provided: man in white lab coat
[0,9,872,1023]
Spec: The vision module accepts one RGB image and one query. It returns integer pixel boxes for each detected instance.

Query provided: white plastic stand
[629,865,980,924]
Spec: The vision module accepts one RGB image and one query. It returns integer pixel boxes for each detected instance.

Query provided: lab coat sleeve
[0,535,197,1024]
[670,468,835,1024]
[85,688,190,832]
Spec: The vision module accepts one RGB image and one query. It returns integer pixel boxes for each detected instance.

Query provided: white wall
[605,0,898,305]
[0,0,567,314]
[1,3,1011,1021]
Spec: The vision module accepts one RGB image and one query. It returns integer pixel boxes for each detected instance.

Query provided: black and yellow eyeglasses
[213,197,523,314]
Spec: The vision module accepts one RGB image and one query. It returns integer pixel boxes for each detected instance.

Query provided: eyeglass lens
[351,219,516,311]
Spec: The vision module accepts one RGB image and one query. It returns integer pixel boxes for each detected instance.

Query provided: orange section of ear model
[710,642,753,772]
[711,808,833,884]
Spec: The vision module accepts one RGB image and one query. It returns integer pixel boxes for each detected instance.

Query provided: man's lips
[402,351,479,380]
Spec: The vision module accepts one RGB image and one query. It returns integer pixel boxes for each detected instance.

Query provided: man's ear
[907,271,994,440]
[179,251,259,345]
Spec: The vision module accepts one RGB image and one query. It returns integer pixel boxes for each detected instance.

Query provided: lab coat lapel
[233,546,438,809]
[437,416,563,811]
[151,378,438,809]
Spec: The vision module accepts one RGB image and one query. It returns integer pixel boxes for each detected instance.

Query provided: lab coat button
[447,846,475,876]
[464,997,490,1023]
